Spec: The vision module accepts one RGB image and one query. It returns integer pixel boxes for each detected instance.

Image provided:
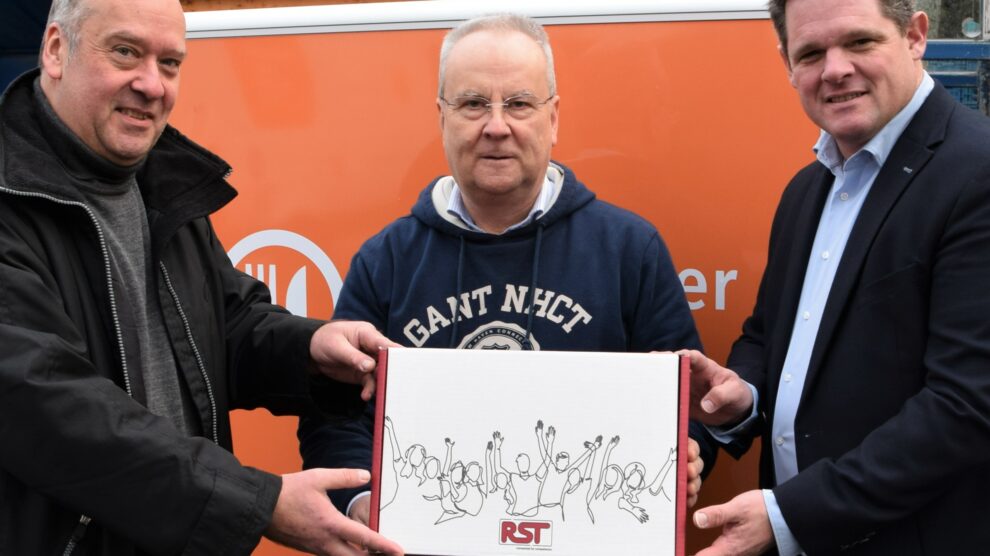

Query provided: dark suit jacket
[727,83,990,555]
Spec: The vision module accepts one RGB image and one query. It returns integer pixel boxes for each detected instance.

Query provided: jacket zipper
[60,515,92,556]
[0,187,133,394]
[159,263,220,445]
[0,187,127,556]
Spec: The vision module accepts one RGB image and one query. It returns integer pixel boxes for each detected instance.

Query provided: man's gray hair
[437,13,557,98]
[768,0,915,57]
[40,0,93,58]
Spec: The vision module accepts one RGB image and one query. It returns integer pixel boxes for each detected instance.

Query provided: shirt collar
[446,173,555,234]
[813,71,935,174]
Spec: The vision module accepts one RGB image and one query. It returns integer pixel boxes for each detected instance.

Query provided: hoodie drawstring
[448,225,545,350]
[521,225,544,350]
[449,235,467,348]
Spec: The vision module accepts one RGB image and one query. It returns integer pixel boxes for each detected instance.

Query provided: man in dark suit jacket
[686,0,990,554]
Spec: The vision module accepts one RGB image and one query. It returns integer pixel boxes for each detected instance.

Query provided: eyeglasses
[439,94,554,121]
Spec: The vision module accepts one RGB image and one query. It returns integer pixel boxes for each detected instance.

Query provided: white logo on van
[227,229,344,318]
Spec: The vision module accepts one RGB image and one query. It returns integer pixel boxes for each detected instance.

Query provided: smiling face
[438,29,559,219]
[40,0,186,166]
[781,0,927,158]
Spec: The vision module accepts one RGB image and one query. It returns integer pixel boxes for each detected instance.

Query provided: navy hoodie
[299,162,705,511]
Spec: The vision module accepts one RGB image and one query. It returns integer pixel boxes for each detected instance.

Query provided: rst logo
[500,520,552,547]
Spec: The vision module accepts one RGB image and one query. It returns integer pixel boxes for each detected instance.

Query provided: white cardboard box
[370,348,688,556]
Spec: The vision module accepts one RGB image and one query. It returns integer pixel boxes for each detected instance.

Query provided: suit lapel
[799,85,953,402]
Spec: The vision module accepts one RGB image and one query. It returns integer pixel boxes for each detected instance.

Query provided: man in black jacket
[0,0,403,554]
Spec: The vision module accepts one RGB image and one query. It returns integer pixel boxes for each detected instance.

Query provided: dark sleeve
[628,231,719,477]
[630,232,703,353]
[299,405,376,512]
[209,222,364,419]
[0,217,279,555]
[725,183,790,399]
[719,178,805,461]
[298,248,388,512]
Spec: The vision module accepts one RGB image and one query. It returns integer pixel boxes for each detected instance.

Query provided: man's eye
[506,100,535,111]
[113,46,136,57]
[460,99,488,110]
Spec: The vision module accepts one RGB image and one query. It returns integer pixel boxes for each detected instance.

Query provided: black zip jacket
[0,69,360,555]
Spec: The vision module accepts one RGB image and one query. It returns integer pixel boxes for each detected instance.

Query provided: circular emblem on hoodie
[457,321,541,350]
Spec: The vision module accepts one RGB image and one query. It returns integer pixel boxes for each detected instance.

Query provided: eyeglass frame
[438,93,556,120]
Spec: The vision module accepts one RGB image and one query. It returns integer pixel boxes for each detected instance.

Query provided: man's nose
[821,48,854,83]
[482,103,512,137]
[131,59,166,100]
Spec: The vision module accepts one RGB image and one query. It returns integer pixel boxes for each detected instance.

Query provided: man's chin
[469,170,527,190]
[104,146,152,166]
[471,180,526,197]
[104,137,157,166]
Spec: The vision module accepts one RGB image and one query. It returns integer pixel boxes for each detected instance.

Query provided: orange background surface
[170,19,818,555]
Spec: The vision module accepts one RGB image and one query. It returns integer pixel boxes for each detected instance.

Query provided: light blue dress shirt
[447,174,555,233]
[715,73,934,556]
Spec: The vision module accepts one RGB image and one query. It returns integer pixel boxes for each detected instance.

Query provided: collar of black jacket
[0,68,237,237]
[31,77,141,191]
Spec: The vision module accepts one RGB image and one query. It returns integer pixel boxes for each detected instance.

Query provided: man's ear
[778,44,795,88]
[549,95,560,147]
[906,11,929,61]
[40,23,67,80]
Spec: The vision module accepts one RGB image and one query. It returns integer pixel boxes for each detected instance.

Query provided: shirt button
[803,311,811,320]
[822,250,830,260]
[840,192,849,201]
[776,436,785,446]
[784,373,792,382]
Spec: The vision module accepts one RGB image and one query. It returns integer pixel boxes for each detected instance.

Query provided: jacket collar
[0,68,237,244]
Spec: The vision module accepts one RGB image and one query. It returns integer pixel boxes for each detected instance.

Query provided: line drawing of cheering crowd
[378,417,678,526]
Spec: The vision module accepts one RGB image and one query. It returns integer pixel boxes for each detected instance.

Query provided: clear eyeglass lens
[451,95,542,119]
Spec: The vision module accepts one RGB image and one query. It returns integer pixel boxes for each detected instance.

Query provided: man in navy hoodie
[300,12,712,525]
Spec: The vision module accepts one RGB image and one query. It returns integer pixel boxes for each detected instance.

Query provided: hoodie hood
[407,161,596,347]
[410,161,596,240]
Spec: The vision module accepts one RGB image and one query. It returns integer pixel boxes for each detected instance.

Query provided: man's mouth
[118,107,153,121]
[827,92,865,103]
